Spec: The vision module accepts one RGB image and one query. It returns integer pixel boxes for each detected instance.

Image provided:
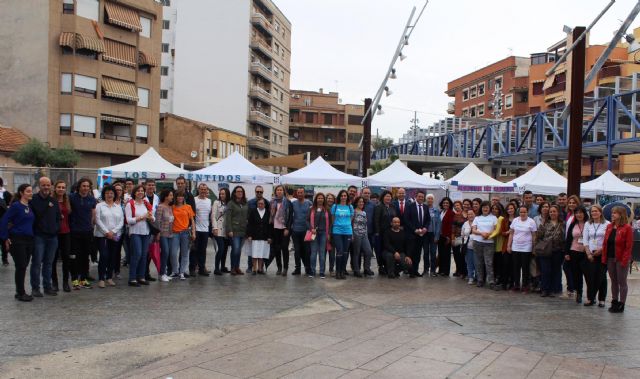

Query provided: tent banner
[188,173,279,184]
[451,182,516,193]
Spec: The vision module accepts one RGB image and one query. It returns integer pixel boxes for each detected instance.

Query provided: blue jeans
[159,236,173,276]
[129,234,150,281]
[553,250,564,293]
[171,230,191,274]
[231,236,245,270]
[32,234,58,290]
[465,247,476,280]
[332,234,352,273]
[423,232,438,274]
[309,232,327,275]
[97,236,119,280]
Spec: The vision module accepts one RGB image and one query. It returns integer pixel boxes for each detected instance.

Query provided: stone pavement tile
[281,364,347,379]
[476,346,543,379]
[448,350,501,379]
[485,342,510,353]
[359,344,421,372]
[321,338,401,370]
[410,344,477,365]
[166,366,239,379]
[351,293,392,307]
[430,332,492,354]
[551,357,605,379]
[276,331,344,350]
[256,350,330,379]
[338,368,374,379]
[601,365,640,379]
[371,321,424,345]
[198,341,315,378]
[306,313,390,339]
[526,354,564,379]
[368,356,460,379]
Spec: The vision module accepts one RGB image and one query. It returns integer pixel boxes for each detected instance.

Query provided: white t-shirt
[471,214,498,243]
[195,197,212,232]
[510,217,537,252]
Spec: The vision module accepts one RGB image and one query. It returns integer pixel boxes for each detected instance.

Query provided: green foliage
[12,139,80,168]
[369,154,399,174]
[372,136,394,151]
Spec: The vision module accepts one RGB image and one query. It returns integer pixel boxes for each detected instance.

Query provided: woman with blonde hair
[602,206,633,313]
[583,204,609,307]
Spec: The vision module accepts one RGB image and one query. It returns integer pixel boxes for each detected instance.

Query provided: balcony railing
[249,86,272,103]
[544,81,566,96]
[250,37,272,58]
[447,102,455,114]
[100,133,132,142]
[598,65,621,80]
[249,110,272,127]
[251,12,272,35]
[249,61,272,81]
[247,135,270,151]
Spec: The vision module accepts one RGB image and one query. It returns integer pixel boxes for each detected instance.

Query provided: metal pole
[567,27,586,198]
[362,98,373,175]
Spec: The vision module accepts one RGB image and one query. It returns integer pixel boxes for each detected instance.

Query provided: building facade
[289,90,364,175]
[0,0,163,168]
[159,0,291,171]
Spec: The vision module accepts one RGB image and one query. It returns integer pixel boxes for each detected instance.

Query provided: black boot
[612,302,625,313]
[608,300,620,313]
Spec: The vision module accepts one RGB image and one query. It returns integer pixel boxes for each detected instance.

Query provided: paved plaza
[1,249,640,378]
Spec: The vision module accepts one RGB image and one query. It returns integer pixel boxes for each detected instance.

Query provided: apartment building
[0,0,163,168]
[159,0,291,171]
[446,56,531,120]
[289,90,364,175]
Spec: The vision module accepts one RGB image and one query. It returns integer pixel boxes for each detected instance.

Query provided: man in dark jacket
[30,177,61,296]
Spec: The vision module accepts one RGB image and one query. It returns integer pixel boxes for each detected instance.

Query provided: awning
[542,73,556,90]
[59,32,75,48]
[104,2,143,32]
[103,39,136,67]
[100,115,134,125]
[102,77,139,102]
[252,153,307,169]
[532,79,545,84]
[555,62,566,74]
[138,51,158,67]
[75,33,105,53]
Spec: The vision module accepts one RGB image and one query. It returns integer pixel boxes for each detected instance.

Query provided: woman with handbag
[461,209,476,285]
[452,201,467,279]
[498,202,517,291]
[170,191,196,280]
[246,198,271,275]
[325,193,336,276]
[331,190,354,280]
[94,185,124,288]
[565,206,589,303]
[125,185,154,287]
[211,188,230,275]
[226,186,249,276]
[308,193,330,278]
[602,206,634,313]
[583,204,609,307]
[507,206,537,293]
[269,185,292,276]
[536,205,565,298]
[155,190,174,282]
[352,196,373,278]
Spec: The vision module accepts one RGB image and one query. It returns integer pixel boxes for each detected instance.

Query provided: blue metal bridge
[372,90,640,171]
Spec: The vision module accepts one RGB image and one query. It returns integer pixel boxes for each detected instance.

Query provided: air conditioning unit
[256,100,262,107]
[292,94,300,99]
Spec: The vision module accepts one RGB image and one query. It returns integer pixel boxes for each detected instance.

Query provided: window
[272,133,278,144]
[274,21,280,31]
[532,82,543,95]
[161,0,171,6]
[462,88,469,101]
[323,113,333,125]
[303,98,311,106]
[136,124,148,144]
[478,82,485,96]
[505,94,513,109]
[140,16,151,38]
[470,85,477,99]
[76,0,98,21]
[280,92,284,102]
[73,115,96,137]
[271,109,277,120]
[273,65,279,76]
[477,104,485,117]
[160,66,169,76]
[137,88,149,107]
[74,74,97,97]
[279,113,284,124]
[470,106,476,118]
[161,43,170,53]
[495,76,503,90]
[221,142,227,158]
[305,112,314,123]
[279,135,283,145]
[499,168,508,177]
[160,89,168,99]
[162,20,170,29]
[348,133,363,144]
[60,113,71,135]
[61,73,72,94]
[63,0,74,14]
[462,108,469,117]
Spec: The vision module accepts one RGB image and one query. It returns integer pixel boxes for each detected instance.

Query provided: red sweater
[440,209,454,239]
[601,223,633,267]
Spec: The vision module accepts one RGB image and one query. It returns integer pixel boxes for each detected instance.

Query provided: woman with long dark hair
[603,206,633,313]
[437,197,455,276]
[226,186,249,276]
[268,185,292,276]
[374,190,397,276]
[565,206,589,303]
[0,184,35,301]
[212,187,231,275]
[94,185,124,288]
[583,205,609,307]
[155,189,174,282]
[507,206,537,293]
[171,191,196,280]
[352,196,373,278]
[125,184,154,287]
[331,190,354,280]
[452,200,467,279]
[325,193,336,276]
[537,205,565,298]
[308,192,330,278]
[52,180,72,292]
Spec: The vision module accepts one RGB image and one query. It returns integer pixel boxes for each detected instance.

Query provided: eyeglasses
[256,191,263,194]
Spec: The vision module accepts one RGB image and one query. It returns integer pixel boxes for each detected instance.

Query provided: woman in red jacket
[438,197,455,276]
[602,206,634,313]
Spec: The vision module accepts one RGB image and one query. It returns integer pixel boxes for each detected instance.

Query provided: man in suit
[392,188,411,227]
[404,191,431,277]
[424,193,441,277]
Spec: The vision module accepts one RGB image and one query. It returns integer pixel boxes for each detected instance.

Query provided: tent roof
[191,151,276,182]
[99,147,188,179]
[506,162,567,195]
[446,163,511,187]
[581,170,640,197]
[366,160,445,189]
[281,156,362,186]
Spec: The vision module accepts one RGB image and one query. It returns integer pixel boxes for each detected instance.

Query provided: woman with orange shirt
[170,191,196,280]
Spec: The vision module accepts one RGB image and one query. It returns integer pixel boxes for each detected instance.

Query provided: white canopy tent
[366,160,446,189]
[189,151,277,184]
[446,163,515,193]
[506,161,567,195]
[581,170,640,198]
[98,147,188,185]
[280,156,363,186]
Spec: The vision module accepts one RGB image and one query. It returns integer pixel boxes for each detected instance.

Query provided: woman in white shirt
[125,184,155,287]
[583,204,610,307]
[461,209,476,285]
[471,201,498,288]
[507,206,537,293]
[211,188,230,275]
[94,185,124,288]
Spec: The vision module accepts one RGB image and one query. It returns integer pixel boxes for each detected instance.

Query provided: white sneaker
[179,273,186,280]
[160,275,170,282]
[468,278,475,285]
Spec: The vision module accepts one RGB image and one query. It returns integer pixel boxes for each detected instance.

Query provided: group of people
[0,176,637,314]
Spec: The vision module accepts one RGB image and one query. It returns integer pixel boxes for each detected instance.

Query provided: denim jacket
[428,206,441,239]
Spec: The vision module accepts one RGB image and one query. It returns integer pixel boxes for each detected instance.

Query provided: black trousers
[500,252,514,288]
[437,238,452,275]
[9,235,34,296]
[512,251,532,289]
[570,250,587,296]
[269,228,290,270]
[384,251,408,277]
[291,231,310,273]
[190,231,209,272]
[452,244,466,276]
[1,237,8,263]
[52,233,72,286]
[586,259,607,302]
[71,231,93,281]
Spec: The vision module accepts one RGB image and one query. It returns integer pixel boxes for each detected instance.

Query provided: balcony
[447,102,455,114]
[249,61,272,82]
[251,12,272,36]
[248,110,272,128]
[544,81,566,96]
[247,136,270,151]
[250,37,273,59]
[249,86,272,104]
[598,65,621,80]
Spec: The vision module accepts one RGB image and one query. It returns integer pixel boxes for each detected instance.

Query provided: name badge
[48,202,53,207]
[577,237,583,244]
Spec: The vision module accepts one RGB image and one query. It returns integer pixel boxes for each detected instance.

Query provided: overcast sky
[275,0,640,141]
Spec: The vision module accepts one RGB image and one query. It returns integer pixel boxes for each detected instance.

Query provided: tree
[372,136,394,151]
[12,138,80,168]
[369,154,398,174]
